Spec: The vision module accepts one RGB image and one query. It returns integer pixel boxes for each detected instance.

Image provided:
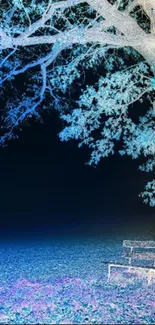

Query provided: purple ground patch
[0,271,155,324]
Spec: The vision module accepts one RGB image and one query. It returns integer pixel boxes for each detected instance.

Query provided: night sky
[0,107,154,240]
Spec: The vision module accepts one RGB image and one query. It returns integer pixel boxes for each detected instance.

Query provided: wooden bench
[108,240,155,285]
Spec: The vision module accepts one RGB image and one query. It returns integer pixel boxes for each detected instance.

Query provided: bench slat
[123,252,155,260]
[123,240,155,248]
[133,252,155,260]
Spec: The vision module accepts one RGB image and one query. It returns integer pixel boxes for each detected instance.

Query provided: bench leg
[128,261,131,272]
[108,265,111,280]
[148,269,152,285]
[128,247,133,271]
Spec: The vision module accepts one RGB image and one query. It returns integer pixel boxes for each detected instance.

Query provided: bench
[108,240,155,285]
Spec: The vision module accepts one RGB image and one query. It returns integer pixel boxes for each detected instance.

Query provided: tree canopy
[0,0,155,206]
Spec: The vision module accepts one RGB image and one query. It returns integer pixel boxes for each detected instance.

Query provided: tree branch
[16,0,85,40]
[87,0,146,38]
[1,26,153,51]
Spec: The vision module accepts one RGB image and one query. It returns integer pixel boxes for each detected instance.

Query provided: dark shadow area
[0,110,154,240]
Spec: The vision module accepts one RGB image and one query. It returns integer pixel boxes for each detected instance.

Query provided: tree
[0,0,155,206]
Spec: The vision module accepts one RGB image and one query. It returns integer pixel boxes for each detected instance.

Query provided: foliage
[0,0,155,206]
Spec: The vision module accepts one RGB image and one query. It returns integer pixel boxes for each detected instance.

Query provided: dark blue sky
[0,109,154,238]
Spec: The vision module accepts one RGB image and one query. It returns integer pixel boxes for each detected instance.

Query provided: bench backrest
[122,240,155,266]
[123,240,155,249]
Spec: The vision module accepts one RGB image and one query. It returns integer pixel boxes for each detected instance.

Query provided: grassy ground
[0,237,154,324]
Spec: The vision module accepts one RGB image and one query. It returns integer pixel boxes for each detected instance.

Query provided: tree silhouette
[0,0,155,206]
